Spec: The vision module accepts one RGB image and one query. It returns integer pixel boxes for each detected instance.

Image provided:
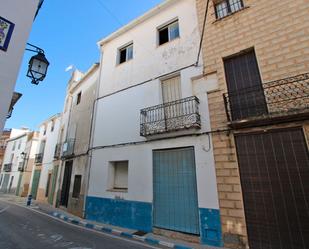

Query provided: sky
[5,0,164,131]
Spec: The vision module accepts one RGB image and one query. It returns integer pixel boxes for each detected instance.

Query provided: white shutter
[114,161,128,189]
[161,76,181,103]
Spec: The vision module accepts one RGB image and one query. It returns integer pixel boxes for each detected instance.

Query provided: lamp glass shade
[27,52,50,84]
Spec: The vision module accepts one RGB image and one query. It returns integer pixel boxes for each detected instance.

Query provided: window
[39,140,46,155]
[51,121,54,132]
[18,140,21,150]
[118,43,133,64]
[215,0,244,19]
[72,175,82,198]
[76,92,82,105]
[12,141,16,151]
[158,20,180,46]
[109,161,128,191]
[43,126,47,135]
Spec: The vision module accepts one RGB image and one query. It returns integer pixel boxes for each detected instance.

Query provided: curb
[52,212,194,249]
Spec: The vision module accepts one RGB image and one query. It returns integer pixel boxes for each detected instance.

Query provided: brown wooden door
[224,50,268,120]
[235,128,309,249]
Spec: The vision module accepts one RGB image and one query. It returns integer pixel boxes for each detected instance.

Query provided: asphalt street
[0,199,163,249]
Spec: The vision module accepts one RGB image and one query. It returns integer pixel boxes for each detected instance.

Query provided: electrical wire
[196,0,210,66]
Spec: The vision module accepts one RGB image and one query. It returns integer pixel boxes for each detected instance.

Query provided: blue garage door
[153,147,200,235]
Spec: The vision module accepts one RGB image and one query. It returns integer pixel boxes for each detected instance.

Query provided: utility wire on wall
[196,0,210,66]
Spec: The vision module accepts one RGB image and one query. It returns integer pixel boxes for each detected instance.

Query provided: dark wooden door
[224,50,268,120]
[235,128,309,249]
[60,161,73,207]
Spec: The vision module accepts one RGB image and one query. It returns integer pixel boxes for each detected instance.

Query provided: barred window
[215,0,244,19]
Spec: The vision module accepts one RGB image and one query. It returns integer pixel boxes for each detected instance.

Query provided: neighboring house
[196,0,309,248]
[86,0,221,246]
[56,64,99,217]
[0,0,41,133]
[0,129,31,194]
[17,131,38,197]
[31,114,61,202]
[0,129,12,170]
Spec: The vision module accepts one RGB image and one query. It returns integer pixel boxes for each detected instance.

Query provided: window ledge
[107,188,128,193]
[213,6,249,23]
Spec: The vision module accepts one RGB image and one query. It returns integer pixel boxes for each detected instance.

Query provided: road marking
[0,199,163,249]
[50,234,63,242]
[0,205,10,214]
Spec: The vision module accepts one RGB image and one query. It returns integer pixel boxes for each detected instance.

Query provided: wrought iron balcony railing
[140,96,201,137]
[223,72,309,123]
[62,139,75,158]
[54,143,62,160]
[35,153,43,164]
[3,163,12,172]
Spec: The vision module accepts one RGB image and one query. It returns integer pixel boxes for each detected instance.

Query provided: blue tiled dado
[85,196,152,232]
[199,208,223,247]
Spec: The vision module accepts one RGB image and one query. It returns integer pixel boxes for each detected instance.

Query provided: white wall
[0,132,29,190]
[0,0,40,132]
[89,135,219,210]
[99,0,200,96]
[37,116,61,189]
[93,66,210,147]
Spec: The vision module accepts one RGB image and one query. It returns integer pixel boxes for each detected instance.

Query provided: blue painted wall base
[85,196,152,232]
[199,208,223,247]
[86,196,222,246]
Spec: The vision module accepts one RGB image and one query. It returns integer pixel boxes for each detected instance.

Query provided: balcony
[62,139,75,158]
[223,72,309,128]
[140,96,201,137]
[35,153,43,164]
[18,162,24,172]
[3,163,12,172]
[54,143,62,160]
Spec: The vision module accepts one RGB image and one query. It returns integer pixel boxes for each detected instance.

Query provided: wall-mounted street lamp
[25,43,50,85]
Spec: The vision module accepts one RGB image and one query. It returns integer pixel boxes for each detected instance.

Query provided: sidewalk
[0,194,228,249]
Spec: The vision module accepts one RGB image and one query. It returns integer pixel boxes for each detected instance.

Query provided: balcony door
[224,49,268,120]
[161,76,182,130]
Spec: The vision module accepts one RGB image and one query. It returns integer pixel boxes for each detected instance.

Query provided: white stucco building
[0,128,37,195]
[0,0,41,133]
[86,0,222,246]
[31,114,61,202]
